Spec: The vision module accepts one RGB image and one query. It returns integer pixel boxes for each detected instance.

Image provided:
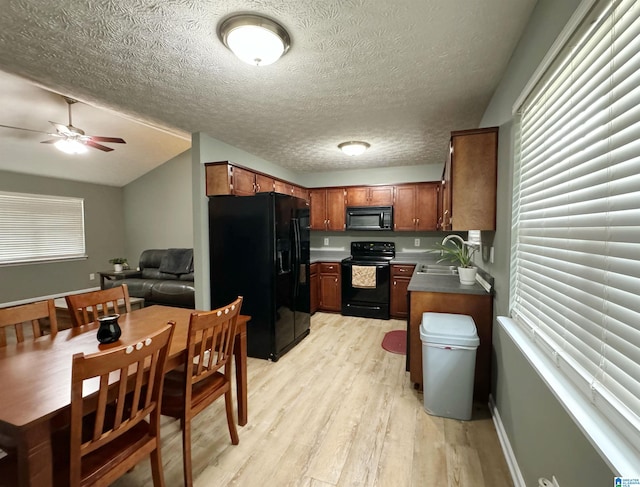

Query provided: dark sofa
[104,248,195,308]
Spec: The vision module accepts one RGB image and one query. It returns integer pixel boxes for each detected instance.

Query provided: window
[512,0,640,468]
[0,191,86,265]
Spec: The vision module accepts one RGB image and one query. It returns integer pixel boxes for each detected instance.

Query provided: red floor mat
[382,330,407,354]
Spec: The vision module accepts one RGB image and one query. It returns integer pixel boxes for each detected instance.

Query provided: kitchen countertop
[310,249,349,263]
[407,271,491,295]
[310,249,492,295]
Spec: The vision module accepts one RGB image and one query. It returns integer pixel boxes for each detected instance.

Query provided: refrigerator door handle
[292,218,305,289]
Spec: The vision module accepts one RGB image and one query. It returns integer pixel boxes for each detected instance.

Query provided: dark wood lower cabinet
[310,263,319,314]
[319,263,341,312]
[408,291,493,401]
[390,265,415,319]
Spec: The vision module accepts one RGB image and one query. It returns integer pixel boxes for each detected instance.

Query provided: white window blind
[512,0,640,462]
[0,191,86,265]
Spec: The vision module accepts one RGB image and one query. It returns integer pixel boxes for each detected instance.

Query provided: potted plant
[432,239,478,285]
[108,257,128,272]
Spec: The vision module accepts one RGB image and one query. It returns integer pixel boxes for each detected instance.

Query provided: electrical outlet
[89,273,95,280]
[538,477,560,487]
[414,238,420,247]
[324,237,329,246]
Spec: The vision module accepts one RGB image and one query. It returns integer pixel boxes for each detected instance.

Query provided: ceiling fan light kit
[54,139,88,154]
[218,14,290,66]
[0,95,126,154]
[338,141,370,156]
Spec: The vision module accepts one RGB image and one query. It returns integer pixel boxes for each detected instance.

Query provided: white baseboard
[489,394,526,487]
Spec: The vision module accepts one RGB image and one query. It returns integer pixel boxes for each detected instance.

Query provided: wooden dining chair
[65,284,132,327]
[0,299,59,474]
[161,296,243,487]
[67,321,175,487]
[0,299,58,347]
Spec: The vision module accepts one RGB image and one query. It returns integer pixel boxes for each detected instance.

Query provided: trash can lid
[419,312,479,347]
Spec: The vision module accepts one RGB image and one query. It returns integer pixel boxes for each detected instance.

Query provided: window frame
[510,0,640,474]
[0,190,87,266]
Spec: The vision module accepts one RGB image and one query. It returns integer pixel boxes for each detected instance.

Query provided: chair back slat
[70,321,174,486]
[0,299,58,346]
[65,284,132,327]
[187,297,243,387]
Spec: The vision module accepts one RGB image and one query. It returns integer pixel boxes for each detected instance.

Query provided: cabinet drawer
[310,263,318,275]
[319,263,339,274]
[391,264,415,277]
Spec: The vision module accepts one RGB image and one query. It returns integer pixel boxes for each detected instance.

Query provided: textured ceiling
[0,0,536,186]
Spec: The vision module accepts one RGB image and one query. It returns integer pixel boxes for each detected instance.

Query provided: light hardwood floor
[113,312,513,486]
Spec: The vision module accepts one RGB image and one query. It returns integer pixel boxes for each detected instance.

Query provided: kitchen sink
[416,264,458,275]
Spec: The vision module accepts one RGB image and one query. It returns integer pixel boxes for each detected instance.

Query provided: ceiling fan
[0,96,126,153]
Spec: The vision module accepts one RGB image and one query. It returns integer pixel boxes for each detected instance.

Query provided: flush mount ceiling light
[218,14,291,66]
[338,141,370,156]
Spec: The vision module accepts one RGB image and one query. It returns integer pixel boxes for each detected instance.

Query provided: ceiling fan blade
[40,139,58,144]
[90,136,126,144]
[0,124,50,135]
[49,121,73,136]
[86,140,114,152]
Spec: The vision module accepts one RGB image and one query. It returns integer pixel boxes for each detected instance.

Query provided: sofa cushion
[179,272,195,281]
[159,248,193,275]
[150,281,195,308]
[138,249,166,270]
[141,268,178,280]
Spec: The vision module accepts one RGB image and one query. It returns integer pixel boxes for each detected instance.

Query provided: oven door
[341,261,390,319]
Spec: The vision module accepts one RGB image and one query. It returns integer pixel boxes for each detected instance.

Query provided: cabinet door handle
[393,280,397,286]
[416,218,419,225]
[256,183,261,192]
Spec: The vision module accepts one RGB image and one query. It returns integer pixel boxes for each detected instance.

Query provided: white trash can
[420,312,479,421]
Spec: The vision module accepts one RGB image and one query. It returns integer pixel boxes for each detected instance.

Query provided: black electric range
[341,241,395,319]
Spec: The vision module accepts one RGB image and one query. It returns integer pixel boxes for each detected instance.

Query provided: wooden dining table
[0,305,250,487]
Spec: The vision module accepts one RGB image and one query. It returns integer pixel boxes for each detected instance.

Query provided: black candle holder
[96,314,122,344]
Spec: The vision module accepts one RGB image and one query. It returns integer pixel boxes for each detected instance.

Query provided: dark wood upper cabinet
[393,183,438,231]
[274,179,293,195]
[310,188,345,231]
[255,173,275,193]
[441,127,498,231]
[346,186,394,206]
[232,166,259,196]
[206,162,303,200]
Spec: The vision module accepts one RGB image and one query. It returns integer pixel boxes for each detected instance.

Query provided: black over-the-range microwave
[345,206,393,231]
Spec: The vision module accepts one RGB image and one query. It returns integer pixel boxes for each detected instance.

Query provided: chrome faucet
[441,234,465,247]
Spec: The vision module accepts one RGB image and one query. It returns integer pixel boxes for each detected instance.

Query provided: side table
[98,269,142,290]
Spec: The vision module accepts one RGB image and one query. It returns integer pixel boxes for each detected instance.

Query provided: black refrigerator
[209,192,311,361]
